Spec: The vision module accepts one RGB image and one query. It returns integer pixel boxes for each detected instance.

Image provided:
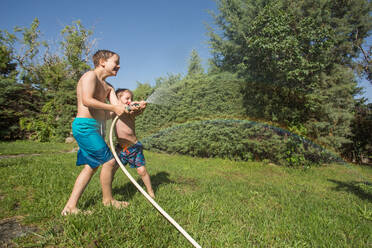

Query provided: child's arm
[81,72,126,116]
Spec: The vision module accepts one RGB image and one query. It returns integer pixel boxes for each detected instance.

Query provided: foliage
[136,72,245,137]
[0,19,93,142]
[208,0,372,150]
[60,20,93,81]
[356,42,372,84]
[0,27,43,140]
[142,119,341,166]
[342,102,372,163]
[187,49,204,76]
[132,81,154,101]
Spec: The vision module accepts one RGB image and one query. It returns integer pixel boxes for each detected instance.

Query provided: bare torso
[115,115,137,146]
[76,71,112,121]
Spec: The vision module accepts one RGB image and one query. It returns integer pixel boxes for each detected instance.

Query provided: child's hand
[113,104,127,116]
[139,101,147,109]
[128,103,140,112]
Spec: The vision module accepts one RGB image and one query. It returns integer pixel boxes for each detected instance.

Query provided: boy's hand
[112,104,127,116]
[139,101,147,109]
[131,101,147,110]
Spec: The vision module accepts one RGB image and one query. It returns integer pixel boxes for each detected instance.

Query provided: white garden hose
[109,115,202,248]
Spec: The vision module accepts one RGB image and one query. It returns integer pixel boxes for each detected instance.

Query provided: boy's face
[119,91,133,105]
[103,54,120,76]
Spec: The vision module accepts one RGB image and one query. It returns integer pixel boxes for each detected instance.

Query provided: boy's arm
[107,84,119,105]
[106,85,119,119]
[81,72,126,116]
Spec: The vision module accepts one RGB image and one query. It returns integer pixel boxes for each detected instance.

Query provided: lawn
[0,142,371,247]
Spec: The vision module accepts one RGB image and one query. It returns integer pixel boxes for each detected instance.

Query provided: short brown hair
[92,50,118,68]
[116,88,133,100]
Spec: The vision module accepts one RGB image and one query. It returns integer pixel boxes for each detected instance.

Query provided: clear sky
[1,0,371,103]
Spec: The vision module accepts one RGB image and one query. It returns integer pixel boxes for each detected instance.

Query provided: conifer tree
[208,0,372,149]
[187,49,204,76]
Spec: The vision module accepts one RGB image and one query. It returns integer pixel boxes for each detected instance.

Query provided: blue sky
[1,0,371,102]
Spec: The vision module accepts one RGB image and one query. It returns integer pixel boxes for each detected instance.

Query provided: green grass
[0,142,371,247]
[0,140,77,155]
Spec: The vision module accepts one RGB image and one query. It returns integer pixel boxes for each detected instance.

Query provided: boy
[61,50,136,215]
[115,88,155,199]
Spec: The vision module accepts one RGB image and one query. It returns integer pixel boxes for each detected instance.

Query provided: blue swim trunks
[118,142,146,169]
[72,118,114,168]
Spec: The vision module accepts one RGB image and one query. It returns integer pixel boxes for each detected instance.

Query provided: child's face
[103,54,120,76]
[119,91,132,105]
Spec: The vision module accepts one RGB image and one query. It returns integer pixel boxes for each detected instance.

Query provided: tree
[21,21,93,141]
[60,20,93,81]
[133,82,153,101]
[187,49,204,76]
[342,102,372,163]
[1,19,93,141]
[208,0,372,150]
[356,43,371,84]
[0,34,21,139]
[0,20,44,140]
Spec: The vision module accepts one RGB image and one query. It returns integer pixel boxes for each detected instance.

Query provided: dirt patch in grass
[175,176,200,194]
[0,216,38,247]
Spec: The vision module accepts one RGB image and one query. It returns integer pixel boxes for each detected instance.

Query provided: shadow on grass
[328,179,372,202]
[112,171,174,200]
[81,171,173,209]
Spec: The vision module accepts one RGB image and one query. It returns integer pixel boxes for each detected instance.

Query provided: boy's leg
[100,158,129,208]
[61,164,98,215]
[137,166,155,198]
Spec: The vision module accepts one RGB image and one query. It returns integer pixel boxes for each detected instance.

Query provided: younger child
[115,88,155,198]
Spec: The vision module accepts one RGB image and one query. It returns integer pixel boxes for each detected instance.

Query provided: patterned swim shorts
[118,142,146,169]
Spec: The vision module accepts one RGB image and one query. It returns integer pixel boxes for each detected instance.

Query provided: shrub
[142,119,342,166]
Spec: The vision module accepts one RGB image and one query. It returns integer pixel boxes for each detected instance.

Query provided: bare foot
[103,199,129,209]
[61,207,93,216]
[148,192,155,199]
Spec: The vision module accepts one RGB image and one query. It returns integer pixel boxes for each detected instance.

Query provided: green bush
[136,72,245,137]
[142,119,342,166]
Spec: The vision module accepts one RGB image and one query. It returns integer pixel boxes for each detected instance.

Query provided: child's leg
[136,166,155,198]
[62,164,98,215]
[100,158,129,208]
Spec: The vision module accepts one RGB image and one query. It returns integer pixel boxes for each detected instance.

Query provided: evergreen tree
[0,34,21,139]
[187,49,204,76]
[208,0,372,149]
[356,43,371,84]
[133,82,153,101]
[342,102,372,163]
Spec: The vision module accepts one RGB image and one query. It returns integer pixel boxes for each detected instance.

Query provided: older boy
[62,50,135,215]
[115,88,155,198]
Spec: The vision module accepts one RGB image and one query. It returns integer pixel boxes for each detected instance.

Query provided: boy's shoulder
[106,82,114,90]
[83,70,96,77]
[79,70,97,82]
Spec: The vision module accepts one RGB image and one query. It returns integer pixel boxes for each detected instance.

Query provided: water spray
[109,115,202,248]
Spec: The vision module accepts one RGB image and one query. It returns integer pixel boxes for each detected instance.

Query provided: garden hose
[109,115,202,248]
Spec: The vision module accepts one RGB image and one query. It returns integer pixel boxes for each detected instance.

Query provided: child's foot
[148,191,155,199]
[61,207,93,216]
[103,199,129,209]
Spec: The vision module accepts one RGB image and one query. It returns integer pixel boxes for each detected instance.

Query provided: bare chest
[94,80,111,101]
